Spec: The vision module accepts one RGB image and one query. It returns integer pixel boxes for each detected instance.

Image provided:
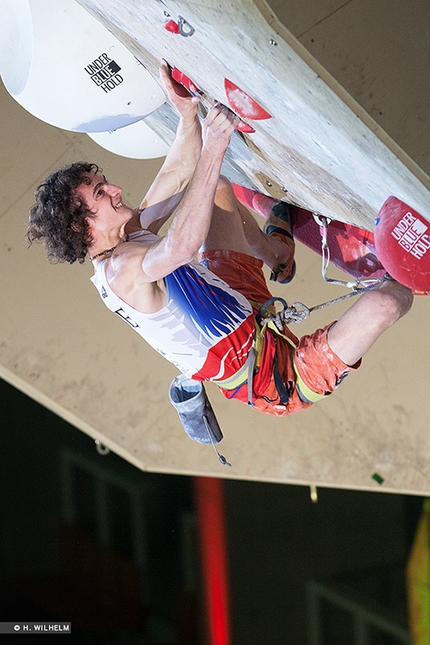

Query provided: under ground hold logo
[391,211,430,260]
[84,53,123,93]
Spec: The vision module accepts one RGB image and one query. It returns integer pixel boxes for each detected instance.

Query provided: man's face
[75,172,129,237]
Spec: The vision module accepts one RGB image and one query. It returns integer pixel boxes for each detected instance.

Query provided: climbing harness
[215,298,299,406]
[216,295,333,406]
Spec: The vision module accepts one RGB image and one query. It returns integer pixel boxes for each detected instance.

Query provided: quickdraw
[313,213,382,290]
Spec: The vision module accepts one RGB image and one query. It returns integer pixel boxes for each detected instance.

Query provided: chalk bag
[169,375,231,466]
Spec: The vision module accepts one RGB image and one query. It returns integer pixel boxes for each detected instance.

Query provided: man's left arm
[138,61,203,233]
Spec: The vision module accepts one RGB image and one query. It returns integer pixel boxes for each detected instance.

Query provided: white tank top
[90,230,255,379]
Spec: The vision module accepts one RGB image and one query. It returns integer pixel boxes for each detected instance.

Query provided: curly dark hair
[27,162,102,264]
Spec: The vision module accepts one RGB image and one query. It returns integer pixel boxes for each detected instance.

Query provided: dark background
[0,377,422,644]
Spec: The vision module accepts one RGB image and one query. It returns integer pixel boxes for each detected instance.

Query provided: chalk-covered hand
[159,59,200,121]
[202,103,239,156]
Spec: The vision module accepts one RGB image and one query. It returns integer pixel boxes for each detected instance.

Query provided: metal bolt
[95,439,110,456]
[178,16,195,37]
[281,186,288,193]
[266,180,273,187]
[269,39,277,46]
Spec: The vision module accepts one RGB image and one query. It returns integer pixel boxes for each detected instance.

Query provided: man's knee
[326,279,412,367]
[367,280,413,328]
[215,175,233,195]
[213,175,237,214]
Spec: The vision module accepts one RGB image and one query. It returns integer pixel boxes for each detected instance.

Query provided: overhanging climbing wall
[77,0,430,228]
[1,0,430,496]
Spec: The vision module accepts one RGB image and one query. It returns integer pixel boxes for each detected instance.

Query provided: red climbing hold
[236,121,255,133]
[224,78,271,120]
[374,196,430,291]
[163,19,180,33]
[171,67,202,95]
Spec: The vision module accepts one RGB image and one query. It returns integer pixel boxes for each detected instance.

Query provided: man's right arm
[138,61,203,233]
[110,103,239,310]
[140,104,239,281]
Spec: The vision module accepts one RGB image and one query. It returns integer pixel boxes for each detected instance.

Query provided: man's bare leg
[200,177,252,254]
[204,178,413,368]
[201,177,295,276]
[237,200,295,273]
[327,280,413,366]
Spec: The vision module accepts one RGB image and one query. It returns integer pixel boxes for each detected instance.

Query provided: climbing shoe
[263,201,296,284]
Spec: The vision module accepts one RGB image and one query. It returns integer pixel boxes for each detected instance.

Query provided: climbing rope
[258,280,382,328]
[286,280,383,324]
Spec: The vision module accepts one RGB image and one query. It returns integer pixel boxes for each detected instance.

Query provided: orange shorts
[199,250,360,415]
[199,248,273,305]
[294,324,361,400]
